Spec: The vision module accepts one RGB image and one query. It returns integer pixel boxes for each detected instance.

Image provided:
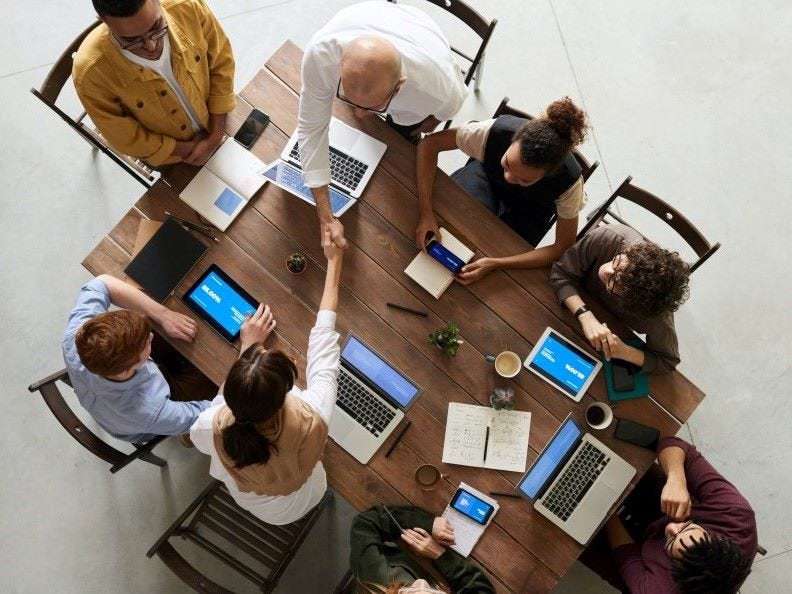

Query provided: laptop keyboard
[542,441,611,522]
[336,368,397,437]
[288,143,368,191]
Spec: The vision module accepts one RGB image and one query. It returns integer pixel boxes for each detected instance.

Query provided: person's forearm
[319,258,343,312]
[658,445,687,483]
[97,274,169,324]
[616,344,645,367]
[207,113,226,140]
[311,186,334,225]
[490,244,568,271]
[416,137,440,217]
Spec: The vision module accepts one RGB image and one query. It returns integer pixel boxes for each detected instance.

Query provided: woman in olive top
[415,97,589,284]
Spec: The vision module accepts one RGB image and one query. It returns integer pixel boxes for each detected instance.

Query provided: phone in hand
[234,108,269,149]
[612,360,636,392]
[426,237,464,274]
[614,418,660,449]
[450,488,495,525]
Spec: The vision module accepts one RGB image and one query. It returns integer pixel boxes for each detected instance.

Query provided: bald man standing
[298,1,467,247]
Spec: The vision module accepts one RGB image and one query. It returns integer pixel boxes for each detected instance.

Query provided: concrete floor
[1,0,790,592]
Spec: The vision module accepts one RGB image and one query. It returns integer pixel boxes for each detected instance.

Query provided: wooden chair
[577,176,721,273]
[30,21,156,188]
[28,369,167,473]
[493,97,600,182]
[147,481,331,593]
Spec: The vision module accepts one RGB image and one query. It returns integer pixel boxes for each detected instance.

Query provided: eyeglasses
[119,24,169,51]
[664,521,706,556]
[335,79,400,114]
[605,255,623,294]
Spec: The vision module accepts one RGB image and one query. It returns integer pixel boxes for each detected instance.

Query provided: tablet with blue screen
[523,327,601,402]
[182,265,259,342]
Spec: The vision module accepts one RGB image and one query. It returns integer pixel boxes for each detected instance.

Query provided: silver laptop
[329,334,422,464]
[517,414,635,544]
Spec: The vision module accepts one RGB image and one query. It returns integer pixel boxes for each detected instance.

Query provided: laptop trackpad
[584,482,618,514]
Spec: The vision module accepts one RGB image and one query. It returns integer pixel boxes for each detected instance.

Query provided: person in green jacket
[350,505,495,593]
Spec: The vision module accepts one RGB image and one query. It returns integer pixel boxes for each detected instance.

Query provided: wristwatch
[573,305,590,318]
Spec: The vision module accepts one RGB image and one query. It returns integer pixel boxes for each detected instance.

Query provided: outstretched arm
[415,129,458,249]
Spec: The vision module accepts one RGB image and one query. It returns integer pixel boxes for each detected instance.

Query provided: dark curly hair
[612,242,690,317]
[671,535,752,594]
[512,97,588,174]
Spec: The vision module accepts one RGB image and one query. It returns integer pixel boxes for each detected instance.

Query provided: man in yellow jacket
[74,0,236,166]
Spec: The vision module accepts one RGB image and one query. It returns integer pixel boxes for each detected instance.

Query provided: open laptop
[516,414,635,544]
[260,117,387,217]
[329,334,422,464]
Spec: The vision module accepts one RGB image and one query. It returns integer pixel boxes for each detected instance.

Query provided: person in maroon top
[603,436,756,593]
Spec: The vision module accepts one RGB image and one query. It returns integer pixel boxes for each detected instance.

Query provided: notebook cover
[124,218,208,302]
[602,335,650,401]
[125,219,163,290]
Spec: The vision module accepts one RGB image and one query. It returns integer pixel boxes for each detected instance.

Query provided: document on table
[442,482,499,557]
[442,402,532,472]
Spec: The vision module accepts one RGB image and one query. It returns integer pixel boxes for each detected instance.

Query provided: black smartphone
[426,237,465,273]
[612,360,635,392]
[614,418,660,449]
[234,108,269,149]
[450,488,495,525]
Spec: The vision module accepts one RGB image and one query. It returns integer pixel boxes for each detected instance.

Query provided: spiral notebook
[404,228,474,299]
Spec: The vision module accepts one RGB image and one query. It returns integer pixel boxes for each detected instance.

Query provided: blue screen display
[214,187,244,216]
[342,337,420,408]
[452,489,494,525]
[186,270,257,337]
[530,333,597,396]
[519,418,583,499]
[427,240,464,273]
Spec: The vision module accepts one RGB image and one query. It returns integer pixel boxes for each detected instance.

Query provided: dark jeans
[150,333,217,403]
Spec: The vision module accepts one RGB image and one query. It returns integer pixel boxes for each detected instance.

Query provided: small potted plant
[429,322,463,357]
[490,386,516,411]
[286,253,306,274]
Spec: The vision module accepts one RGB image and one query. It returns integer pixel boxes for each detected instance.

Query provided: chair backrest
[147,481,330,593]
[493,96,600,182]
[28,369,167,473]
[30,20,155,188]
[577,176,721,273]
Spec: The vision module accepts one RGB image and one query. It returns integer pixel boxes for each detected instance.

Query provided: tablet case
[601,334,650,401]
[124,218,208,302]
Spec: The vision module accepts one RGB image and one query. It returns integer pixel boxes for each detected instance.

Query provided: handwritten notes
[442,403,532,472]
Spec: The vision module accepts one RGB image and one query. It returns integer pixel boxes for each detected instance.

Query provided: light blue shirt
[61,278,211,443]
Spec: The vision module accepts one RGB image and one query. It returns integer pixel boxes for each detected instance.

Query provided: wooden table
[83,41,705,593]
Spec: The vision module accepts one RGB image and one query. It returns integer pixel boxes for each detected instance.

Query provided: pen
[489,491,521,498]
[386,302,428,317]
[165,211,219,242]
[384,420,412,458]
[381,503,405,532]
[483,425,490,462]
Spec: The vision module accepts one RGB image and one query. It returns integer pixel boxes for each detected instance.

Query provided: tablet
[523,327,601,402]
[182,264,258,342]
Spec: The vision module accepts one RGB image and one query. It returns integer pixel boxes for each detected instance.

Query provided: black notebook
[124,218,208,302]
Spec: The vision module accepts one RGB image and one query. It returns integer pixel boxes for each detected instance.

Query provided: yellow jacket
[73,0,236,166]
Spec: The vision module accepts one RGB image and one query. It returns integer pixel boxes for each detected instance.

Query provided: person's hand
[239,304,276,352]
[661,475,692,521]
[400,527,445,560]
[321,217,348,249]
[321,223,344,263]
[185,132,224,166]
[579,312,612,354]
[413,115,440,135]
[602,330,629,361]
[431,517,455,546]
[159,309,197,342]
[456,257,496,285]
[415,213,440,251]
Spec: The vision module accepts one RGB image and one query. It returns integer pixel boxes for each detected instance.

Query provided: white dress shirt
[298,0,467,187]
[190,310,340,525]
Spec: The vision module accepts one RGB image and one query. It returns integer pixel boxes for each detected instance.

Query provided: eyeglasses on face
[120,24,169,51]
[664,521,707,555]
[335,79,399,114]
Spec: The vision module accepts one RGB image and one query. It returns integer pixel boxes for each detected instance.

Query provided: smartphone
[450,488,495,525]
[612,361,635,392]
[614,418,660,449]
[234,108,269,149]
[426,238,464,274]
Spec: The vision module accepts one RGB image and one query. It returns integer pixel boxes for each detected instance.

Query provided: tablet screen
[525,328,600,400]
[183,265,258,342]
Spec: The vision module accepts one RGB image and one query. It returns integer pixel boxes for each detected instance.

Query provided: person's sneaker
[179,434,195,448]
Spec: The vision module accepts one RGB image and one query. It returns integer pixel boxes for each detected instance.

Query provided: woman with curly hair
[550,223,691,373]
[415,97,589,284]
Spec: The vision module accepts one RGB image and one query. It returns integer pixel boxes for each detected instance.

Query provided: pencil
[165,211,219,242]
[384,420,412,458]
[489,491,521,498]
[386,302,428,317]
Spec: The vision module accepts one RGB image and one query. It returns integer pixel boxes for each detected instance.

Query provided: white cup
[585,402,614,430]
[495,351,521,378]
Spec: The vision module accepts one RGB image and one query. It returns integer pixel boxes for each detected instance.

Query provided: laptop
[329,334,422,464]
[516,414,635,544]
[260,117,387,217]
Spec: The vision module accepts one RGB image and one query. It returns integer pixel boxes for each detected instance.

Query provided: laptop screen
[527,331,598,398]
[341,336,421,408]
[518,417,583,501]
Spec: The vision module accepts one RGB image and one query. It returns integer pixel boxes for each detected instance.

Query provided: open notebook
[179,138,266,231]
[404,227,474,299]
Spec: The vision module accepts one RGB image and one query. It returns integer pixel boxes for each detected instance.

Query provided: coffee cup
[415,464,441,489]
[585,401,613,430]
[494,351,521,378]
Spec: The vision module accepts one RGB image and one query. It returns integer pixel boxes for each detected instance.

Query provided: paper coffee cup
[495,351,521,378]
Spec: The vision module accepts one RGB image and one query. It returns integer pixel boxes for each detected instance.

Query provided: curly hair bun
[544,97,588,147]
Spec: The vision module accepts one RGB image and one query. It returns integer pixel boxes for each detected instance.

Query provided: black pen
[384,420,412,458]
[483,425,490,462]
[165,211,219,242]
[489,491,521,498]
[386,302,428,317]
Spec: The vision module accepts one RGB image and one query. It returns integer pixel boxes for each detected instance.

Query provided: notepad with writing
[442,402,532,472]
[404,228,474,298]
[180,138,266,231]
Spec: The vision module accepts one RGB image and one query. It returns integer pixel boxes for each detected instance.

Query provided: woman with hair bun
[190,226,344,525]
[415,97,589,284]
